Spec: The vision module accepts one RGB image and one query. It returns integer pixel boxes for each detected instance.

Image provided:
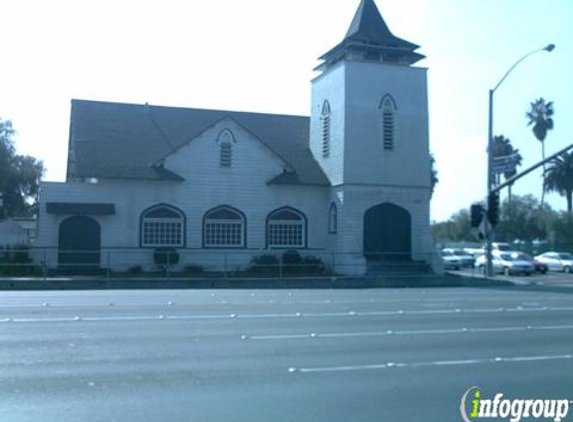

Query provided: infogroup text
[460,387,571,422]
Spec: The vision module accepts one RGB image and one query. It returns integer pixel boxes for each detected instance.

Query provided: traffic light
[487,192,500,227]
[470,204,483,228]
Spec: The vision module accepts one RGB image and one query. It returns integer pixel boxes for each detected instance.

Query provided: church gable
[162,117,290,182]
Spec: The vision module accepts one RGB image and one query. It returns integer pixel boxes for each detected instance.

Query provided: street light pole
[485,44,555,277]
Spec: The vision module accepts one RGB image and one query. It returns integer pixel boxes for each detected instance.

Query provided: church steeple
[316,0,424,71]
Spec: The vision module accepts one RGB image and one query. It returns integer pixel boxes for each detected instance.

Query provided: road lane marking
[291,354,573,373]
[2,296,573,309]
[248,324,573,340]
[4,305,573,324]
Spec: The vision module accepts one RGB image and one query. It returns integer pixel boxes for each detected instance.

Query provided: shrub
[0,245,41,276]
[247,254,279,276]
[153,247,180,265]
[126,265,144,274]
[183,264,204,274]
[300,255,327,275]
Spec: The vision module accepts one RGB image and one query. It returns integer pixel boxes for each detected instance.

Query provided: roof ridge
[71,98,310,120]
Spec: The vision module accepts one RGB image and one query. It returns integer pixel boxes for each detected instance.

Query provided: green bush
[282,250,302,274]
[153,247,180,265]
[183,264,204,274]
[300,255,327,275]
[0,245,42,276]
[247,254,279,276]
[126,265,144,274]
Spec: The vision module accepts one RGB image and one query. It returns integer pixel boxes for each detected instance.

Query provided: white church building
[37,0,436,275]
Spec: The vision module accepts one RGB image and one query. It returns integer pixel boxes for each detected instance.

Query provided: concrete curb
[0,274,514,290]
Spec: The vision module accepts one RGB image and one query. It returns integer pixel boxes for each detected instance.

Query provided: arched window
[267,207,306,248]
[204,206,246,248]
[321,100,331,158]
[218,129,235,168]
[328,203,337,234]
[141,204,185,247]
[380,95,397,151]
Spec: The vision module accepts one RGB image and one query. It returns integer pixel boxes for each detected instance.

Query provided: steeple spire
[317,0,424,71]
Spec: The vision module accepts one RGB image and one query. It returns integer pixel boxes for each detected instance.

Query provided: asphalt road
[2,286,573,422]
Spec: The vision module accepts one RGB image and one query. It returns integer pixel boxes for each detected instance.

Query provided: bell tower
[310,0,429,187]
[310,0,434,271]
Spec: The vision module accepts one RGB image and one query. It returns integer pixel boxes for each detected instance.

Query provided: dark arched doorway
[363,203,411,261]
[58,216,101,269]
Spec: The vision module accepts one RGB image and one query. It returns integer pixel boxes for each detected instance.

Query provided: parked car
[475,251,535,276]
[511,252,547,274]
[483,242,512,252]
[442,248,475,267]
[441,250,461,270]
[534,252,573,273]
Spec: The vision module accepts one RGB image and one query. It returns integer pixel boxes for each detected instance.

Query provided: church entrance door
[58,216,101,269]
[363,203,411,261]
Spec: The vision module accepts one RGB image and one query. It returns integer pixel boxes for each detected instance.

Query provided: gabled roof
[318,0,425,68]
[68,99,329,186]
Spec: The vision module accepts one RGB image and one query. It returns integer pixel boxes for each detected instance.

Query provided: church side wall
[37,118,330,271]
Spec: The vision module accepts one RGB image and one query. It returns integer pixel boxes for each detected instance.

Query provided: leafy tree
[551,211,573,246]
[431,209,474,242]
[0,118,44,218]
[492,195,552,242]
[544,151,573,215]
[430,153,438,199]
[526,98,554,205]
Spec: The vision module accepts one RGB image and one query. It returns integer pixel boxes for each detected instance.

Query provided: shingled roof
[318,0,425,69]
[68,99,329,186]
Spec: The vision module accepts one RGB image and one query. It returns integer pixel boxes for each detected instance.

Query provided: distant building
[37,0,435,274]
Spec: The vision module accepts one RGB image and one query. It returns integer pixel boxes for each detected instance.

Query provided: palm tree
[544,151,573,215]
[526,98,554,205]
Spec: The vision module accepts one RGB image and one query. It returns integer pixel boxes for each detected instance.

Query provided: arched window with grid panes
[140,204,185,247]
[266,207,306,248]
[380,95,397,151]
[203,206,246,248]
[321,100,331,158]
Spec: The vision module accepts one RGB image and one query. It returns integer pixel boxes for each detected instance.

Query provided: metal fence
[0,246,438,280]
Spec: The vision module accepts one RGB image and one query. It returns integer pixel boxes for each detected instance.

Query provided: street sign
[492,153,520,174]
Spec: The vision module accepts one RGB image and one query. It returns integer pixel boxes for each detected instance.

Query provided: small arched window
[267,207,306,248]
[141,204,185,247]
[204,206,246,248]
[328,203,337,234]
[380,96,397,151]
[321,100,331,158]
[218,129,235,168]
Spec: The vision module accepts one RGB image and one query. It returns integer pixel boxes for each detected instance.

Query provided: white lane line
[461,308,505,313]
[2,295,572,309]
[248,324,573,341]
[291,354,573,374]
[394,328,467,335]
[402,309,459,315]
[467,326,527,333]
[3,305,573,324]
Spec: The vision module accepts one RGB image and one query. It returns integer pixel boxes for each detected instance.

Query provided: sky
[1,0,571,222]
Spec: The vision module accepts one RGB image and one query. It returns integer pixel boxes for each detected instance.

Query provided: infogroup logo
[460,387,571,422]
